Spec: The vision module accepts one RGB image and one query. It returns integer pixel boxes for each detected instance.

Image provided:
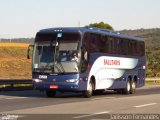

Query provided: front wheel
[83,81,94,98]
[46,90,56,98]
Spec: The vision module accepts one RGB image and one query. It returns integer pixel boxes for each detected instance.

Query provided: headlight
[65,79,79,82]
[33,79,43,83]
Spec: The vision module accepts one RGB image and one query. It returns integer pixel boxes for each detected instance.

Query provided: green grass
[0,84,32,88]
[145,81,160,85]
[0,84,10,88]
[13,84,32,87]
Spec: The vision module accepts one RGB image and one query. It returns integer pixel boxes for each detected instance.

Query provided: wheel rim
[127,81,130,92]
[132,81,136,93]
[132,81,136,91]
[88,82,93,94]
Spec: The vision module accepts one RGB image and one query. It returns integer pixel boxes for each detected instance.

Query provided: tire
[83,81,94,98]
[46,90,56,98]
[130,80,136,94]
[122,80,131,94]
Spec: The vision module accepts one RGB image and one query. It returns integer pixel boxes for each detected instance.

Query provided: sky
[0,0,160,38]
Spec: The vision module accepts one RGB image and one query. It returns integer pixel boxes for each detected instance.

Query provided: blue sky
[0,0,160,38]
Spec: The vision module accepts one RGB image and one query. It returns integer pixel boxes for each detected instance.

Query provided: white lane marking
[91,119,108,120]
[134,103,157,108]
[91,97,115,101]
[5,97,28,100]
[91,119,107,120]
[73,111,110,119]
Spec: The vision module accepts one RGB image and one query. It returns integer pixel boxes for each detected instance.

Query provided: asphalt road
[0,85,160,120]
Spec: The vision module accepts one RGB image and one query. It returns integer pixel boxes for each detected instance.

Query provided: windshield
[32,33,80,74]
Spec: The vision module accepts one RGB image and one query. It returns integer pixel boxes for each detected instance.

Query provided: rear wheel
[83,81,94,98]
[122,80,131,94]
[130,80,136,94]
[46,90,56,97]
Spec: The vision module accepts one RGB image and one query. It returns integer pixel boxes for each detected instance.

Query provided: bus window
[81,33,90,73]
[82,33,90,52]
[83,32,100,53]
[114,37,120,54]
[125,39,129,55]
[99,35,108,53]
[90,39,98,52]
[81,48,88,73]
[89,34,100,53]
[139,42,145,56]
[108,37,115,54]
[119,38,125,55]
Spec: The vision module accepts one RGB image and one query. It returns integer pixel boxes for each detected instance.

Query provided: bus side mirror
[27,44,34,59]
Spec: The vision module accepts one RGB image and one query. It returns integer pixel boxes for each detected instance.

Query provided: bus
[29,27,145,98]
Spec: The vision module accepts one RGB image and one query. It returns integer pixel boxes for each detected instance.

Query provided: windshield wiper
[57,62,65,73]
[51,63,63,73]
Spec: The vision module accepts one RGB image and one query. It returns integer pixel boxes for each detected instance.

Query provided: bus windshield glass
[33,33,80,74]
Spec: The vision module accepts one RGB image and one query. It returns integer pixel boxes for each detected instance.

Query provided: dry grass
[0,43,32,79]
[0,43,29,47]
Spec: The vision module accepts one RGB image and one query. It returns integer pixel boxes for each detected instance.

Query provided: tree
[86,22,114,31]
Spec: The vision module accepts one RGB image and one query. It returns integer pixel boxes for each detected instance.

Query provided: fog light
[33,79,42,83]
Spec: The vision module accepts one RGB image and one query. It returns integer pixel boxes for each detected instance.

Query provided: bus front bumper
[33,80,83,92]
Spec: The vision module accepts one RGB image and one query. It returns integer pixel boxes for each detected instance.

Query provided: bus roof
[38,27,144,41]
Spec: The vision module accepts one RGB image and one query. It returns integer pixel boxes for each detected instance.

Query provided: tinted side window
[138,41,145,56]
[81,32,101,73]
[125,39,145,56]
[82,33,100,53]
[89,33,100,53]
[99,35,110,53]
[83,33,145,56]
